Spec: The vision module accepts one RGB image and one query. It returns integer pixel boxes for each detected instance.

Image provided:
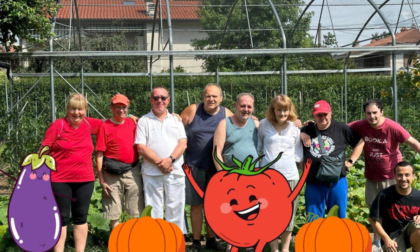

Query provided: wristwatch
[169,156,176,163]
[347,159,354,164]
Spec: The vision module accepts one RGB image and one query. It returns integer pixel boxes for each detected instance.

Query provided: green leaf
[87,213,110,231]
[141,205,153,218]
[327,205,339,217]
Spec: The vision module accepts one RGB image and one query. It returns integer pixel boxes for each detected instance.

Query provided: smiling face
[364,104,385,128]
[67,106,86,127]
[150,88,170,116]
[111,103,128,122]
[394,165,414,194]
[234,94,254,123]
[204,169,292,248]
[313,112,332,130]
[66,93,88,128]
[274,107,290,125]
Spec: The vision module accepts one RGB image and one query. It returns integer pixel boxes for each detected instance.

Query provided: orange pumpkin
[108,205,185,252]
[295,206,371,252]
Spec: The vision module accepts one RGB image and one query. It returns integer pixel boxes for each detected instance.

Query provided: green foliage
[24,33,147,73]
[346,160,370,226]
[192,0,315,71]
[323,32,338,47]
[371,31,390,41]
[0,196,14,251]
[2,73,420,249]
[0,0,58,52]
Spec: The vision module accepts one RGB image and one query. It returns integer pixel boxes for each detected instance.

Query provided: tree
[25,33,147,73]
[371,31,389,41]
[323,32,338,47]
[191,0,315,71]
[0,0,58,52]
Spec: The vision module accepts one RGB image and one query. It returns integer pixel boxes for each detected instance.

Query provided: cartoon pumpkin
[295,205,371,252]
[108,205,185,252]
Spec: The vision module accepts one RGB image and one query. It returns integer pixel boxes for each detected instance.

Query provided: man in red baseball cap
[301,100,364,221]
[95,93,144,230]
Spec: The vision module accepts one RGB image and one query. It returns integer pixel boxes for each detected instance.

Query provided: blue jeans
[305,177,348,221]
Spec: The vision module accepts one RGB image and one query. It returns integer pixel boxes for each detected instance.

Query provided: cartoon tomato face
[204,169,292,248]
[182,151,311,252]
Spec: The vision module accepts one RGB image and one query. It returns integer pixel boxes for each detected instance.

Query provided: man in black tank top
[181,84,233,252]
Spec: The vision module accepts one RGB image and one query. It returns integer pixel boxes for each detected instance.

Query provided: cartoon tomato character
[182,150,312,252]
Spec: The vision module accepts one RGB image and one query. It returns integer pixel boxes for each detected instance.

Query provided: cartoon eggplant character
[8,146,61,252]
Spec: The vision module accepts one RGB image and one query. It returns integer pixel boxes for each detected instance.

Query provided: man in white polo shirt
[135,87,187,233]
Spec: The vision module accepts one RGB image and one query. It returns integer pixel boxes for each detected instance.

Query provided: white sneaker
[371,244,383,252]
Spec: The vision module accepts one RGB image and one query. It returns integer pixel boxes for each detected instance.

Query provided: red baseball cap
[313,100,331,115]
[111,94,129,106]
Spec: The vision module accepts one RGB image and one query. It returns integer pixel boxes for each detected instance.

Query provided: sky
[303,0,420,47]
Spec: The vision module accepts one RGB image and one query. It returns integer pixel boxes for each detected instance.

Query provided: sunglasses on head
[152,96,168,101]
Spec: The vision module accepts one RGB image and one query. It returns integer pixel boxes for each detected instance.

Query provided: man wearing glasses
[96,93,144,230]
[135,87,187,234]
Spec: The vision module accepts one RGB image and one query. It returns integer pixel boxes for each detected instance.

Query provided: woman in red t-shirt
[41,93,102,252]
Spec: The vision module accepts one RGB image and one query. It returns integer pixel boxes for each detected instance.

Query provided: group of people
[40,84,420,252]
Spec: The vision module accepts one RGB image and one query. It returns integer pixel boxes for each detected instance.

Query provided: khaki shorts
[383,221,420,252]
[102,165,144,220]
[365,178,395,207]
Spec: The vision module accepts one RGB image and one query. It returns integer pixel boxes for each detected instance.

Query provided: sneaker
[245,248,255,252]
[189,242,201,252]
[371,244,383,252]
[205,240,225,251]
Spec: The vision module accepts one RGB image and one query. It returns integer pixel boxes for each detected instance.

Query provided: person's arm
[301,132,311,147]
[345,138,364,169]
[293,119,302,128]
[405,136,420,153]
[254,119,260,129]
[414,215,420,225]
[95,151,112,197]
[225,108,234,117]
[213,119,227,171]
[369,217,397,252]
[180,104,197,126]
[128,114,139,123]
[257,123,264,154]
[156,138,187,170]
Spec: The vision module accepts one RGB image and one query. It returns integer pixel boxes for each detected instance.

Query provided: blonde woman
[257,95,303,252]
[41,93,102,252]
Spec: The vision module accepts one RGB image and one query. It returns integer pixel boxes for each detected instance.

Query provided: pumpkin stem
[141,205,153,218]
[327,205,339,217]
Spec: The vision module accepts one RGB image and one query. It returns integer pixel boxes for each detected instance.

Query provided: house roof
[56,0,200,21]
[365,27,420,47]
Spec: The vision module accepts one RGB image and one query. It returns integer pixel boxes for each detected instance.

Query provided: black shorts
[51,181,94,226]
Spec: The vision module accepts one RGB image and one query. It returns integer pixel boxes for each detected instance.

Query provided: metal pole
[344,65,348,123]
[367,0,397,121]
[164,0,175,112]
[267,0,287,94]
[49,0,60,122]
[73,0,84,95]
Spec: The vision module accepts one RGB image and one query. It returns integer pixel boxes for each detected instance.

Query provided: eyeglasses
[152,96,168,101]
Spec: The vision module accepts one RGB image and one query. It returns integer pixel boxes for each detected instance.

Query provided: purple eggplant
[8,147,61,252]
